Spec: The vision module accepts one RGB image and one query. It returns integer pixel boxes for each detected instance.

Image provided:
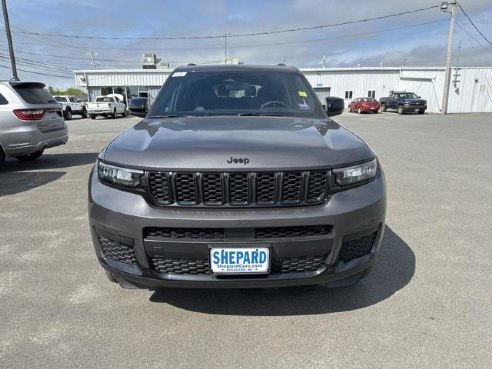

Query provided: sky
[0,0,491,89]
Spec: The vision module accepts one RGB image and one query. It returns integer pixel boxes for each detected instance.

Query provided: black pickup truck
[380,91,427,115]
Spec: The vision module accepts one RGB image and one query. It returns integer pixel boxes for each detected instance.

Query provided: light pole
[441,1,457,114]
[1,0,18,80]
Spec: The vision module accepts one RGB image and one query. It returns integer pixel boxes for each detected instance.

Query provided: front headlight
[97,160,143,188]
[333,159,377,186]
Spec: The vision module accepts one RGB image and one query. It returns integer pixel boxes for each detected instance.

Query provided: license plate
[210,247,270,274]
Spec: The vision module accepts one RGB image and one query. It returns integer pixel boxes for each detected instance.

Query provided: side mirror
[128,97,149,117]
[324,97,344,117]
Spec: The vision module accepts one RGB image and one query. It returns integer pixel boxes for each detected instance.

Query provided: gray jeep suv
[0,81,68,165]
[89,65,386,289]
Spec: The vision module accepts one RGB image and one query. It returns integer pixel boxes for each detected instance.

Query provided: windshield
[96,97,113,102]
[148,70,325,118]
[14,85,56,104]
[398,93,419,99]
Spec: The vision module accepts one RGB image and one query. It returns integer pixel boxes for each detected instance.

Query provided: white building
[73,66,492,114]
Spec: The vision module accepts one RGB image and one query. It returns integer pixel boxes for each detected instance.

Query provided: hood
[102,116,372,171]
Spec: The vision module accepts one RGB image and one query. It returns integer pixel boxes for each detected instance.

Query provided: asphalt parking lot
[1,112,491,369]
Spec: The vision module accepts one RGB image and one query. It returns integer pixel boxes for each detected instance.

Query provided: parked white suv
[54,95,88,120]
[0,81,68,166]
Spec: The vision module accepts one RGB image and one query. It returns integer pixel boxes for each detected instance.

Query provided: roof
[174,64,300,73]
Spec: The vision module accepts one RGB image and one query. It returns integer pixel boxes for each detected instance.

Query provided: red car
[348,98,381,114]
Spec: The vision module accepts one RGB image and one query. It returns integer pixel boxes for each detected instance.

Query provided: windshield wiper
[148,114,193,118]
[237,113,284,117]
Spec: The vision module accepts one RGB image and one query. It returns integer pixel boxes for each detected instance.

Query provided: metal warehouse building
[73,66,492,114]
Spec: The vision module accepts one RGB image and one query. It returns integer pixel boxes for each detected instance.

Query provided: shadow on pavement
[0,171,65,196]
[149,227,415,315]
[0,152,98,172]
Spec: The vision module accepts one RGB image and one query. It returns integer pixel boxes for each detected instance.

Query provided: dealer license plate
[210,247,270,274]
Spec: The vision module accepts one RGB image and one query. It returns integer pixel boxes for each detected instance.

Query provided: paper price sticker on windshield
[172,72,187,77]
[298,91,308,97]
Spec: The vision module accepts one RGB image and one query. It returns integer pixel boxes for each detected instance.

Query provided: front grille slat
[144,225,331,241]
[175,173,198,205]
[147,170,330,208]
[145,227,225,240]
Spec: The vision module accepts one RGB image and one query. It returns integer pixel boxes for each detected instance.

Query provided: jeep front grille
[147,170,329,207]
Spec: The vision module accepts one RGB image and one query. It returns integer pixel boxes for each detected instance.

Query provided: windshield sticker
[298,91,308,97]
[298,102,310,110]
[172,72,187,77]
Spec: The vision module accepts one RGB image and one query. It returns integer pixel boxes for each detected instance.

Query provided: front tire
[64,109,72,120]
[397,105,404,115]
[14,148,44,161]
[380,104,387,112]
[90,114,96,120]
[111,109,117,119]
[81,107,88,118]
[357,108,362,114]
[122,109,127,117]
[418,109,425,114]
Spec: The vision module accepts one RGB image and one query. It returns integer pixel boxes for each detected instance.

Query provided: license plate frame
[209,245,271,275]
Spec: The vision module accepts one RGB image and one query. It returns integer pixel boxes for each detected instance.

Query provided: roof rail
[277,63,286,66]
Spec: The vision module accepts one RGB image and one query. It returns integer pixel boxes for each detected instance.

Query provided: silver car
[0,81,68,165]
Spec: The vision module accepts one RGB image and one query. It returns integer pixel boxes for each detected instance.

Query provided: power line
[0,63,73,79]
[4,5,441,41]
[457,3,492,46]
[455,20,492,56]
[0,19,448,53]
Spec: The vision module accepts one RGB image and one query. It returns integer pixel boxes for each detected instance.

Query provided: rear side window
[13,84,55,104]
[0,93,8,105]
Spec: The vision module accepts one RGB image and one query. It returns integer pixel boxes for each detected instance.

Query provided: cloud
[0,0,490,89]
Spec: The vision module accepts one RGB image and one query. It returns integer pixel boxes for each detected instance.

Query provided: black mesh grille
[151,255,327,275]
[147,170,329,208]
[272,255,328,273]
[202,173,223,205]
[338,232,377,262]
[256,173,276,204]
[255,225,332,239]
[229,173,249,205]
[151,258,211,275]
[175,173,197,204]
[145,227,225,240]
[306,171,328,203]
[144,225,331,241]
[99,236,136,264]
[281,172,302,203]
[148,172,171,205]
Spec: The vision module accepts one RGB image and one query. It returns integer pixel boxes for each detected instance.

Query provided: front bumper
[403,104,427,112]
[88,167,386,288]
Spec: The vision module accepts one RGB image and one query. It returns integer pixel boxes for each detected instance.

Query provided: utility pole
[87,51,98,70]
[1,0,18,80]
[441,1,457,114]
[224,33,231,63]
